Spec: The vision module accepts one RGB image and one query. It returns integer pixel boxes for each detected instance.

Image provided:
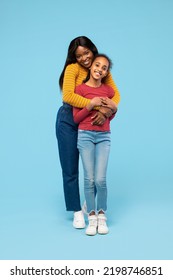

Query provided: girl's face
[90,57,109,81]
[75,46,94,69]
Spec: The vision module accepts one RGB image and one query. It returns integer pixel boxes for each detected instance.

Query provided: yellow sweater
[62,63,120,108]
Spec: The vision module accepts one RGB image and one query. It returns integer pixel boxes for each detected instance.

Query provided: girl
[56,36,120,229]
[73,54,116,235]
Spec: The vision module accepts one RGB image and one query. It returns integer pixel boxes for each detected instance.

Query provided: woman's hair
[83,53,113,83]
[59,36,98,89]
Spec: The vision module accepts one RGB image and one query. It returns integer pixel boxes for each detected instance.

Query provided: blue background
[0,0,173,259]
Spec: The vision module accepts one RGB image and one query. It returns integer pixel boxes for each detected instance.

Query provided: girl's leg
[55,105,81,211]
[95,132,110,234]
[95,132,111,213]
[77,130,96,214]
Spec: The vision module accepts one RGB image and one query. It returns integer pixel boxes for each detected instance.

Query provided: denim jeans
[77,129,111,214]
[55,103,81,211]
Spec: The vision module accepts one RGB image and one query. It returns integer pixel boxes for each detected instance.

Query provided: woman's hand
[99,107,113,118]
[101,97,118,113]
[91,111,106,126]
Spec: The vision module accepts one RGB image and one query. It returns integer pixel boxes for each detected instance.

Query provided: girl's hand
[86,97,102,111]
[101,97,117,113]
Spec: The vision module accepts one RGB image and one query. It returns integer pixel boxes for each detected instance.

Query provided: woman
[56,36,120,229]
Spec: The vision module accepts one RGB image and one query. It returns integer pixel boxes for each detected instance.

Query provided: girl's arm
[73,107,90,123]
[73,97,103,124]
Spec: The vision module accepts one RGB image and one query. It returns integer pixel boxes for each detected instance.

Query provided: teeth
[95,71,101,75]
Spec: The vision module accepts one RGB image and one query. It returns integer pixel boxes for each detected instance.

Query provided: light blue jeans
[77,129,111,214]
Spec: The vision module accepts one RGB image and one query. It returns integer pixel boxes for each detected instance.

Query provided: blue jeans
[77,129,111,214]
[55,103,81,211]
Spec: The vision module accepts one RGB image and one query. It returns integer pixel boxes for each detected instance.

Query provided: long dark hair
[59,36,98,89]
[83,53,113,84]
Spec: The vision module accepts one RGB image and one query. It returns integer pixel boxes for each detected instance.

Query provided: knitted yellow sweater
[62,63,120,108]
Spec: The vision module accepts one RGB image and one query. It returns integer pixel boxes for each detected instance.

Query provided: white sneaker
[86,215,97,236]
[97,214,109,234]
[73,210,85,229]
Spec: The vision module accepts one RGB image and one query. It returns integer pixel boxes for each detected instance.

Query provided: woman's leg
[55,105,81,211]
[95,132,111,213]
[77,130,96,214]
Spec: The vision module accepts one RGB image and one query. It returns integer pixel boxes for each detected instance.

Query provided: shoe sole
[86,232,97,236]
[73,224,86,229]
[98,230,109,234]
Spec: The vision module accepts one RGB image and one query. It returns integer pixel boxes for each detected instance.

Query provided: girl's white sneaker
[97,214,109,234]
[86,215,97,236]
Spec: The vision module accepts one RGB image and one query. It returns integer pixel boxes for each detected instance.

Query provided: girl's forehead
[93,57,109,65]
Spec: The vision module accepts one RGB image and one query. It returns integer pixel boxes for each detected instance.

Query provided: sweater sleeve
[73,85,91,123]
[73,107,91,124]
[105,72,121,105]
[62,64,91,108]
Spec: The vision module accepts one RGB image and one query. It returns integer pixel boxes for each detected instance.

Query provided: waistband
[62,102,72,109]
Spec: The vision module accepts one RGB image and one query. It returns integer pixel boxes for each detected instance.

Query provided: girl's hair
[59,36,98,89]
[83,53,113,83]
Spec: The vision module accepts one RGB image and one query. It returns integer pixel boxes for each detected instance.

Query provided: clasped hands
[90,97,118,126]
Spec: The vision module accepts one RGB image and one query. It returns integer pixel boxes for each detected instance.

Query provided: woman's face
[75,46,94,69]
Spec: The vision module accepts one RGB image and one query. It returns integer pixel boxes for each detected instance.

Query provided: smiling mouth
[83,59,91,66]
[94,71,101,76]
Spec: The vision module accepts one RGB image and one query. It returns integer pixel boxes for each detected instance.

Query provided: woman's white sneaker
[86,215,97,236]
[73,210,85,229]
[97,214,109,234]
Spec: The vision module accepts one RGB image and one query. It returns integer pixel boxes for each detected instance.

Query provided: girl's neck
[85,77,102,88]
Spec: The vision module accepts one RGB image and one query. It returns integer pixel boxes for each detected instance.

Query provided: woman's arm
[62,64,120,108]
[104,72,121,106]
[62,64,91,108]
[93,72,120,120]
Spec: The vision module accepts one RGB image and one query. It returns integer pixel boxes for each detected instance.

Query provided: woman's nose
[82,54,87,61]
